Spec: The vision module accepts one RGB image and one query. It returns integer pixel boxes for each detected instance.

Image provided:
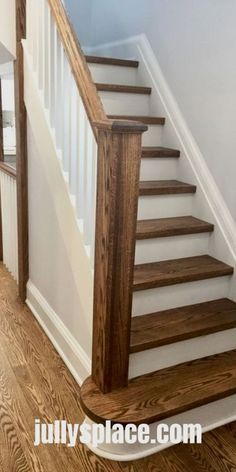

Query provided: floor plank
[0,262,235,471]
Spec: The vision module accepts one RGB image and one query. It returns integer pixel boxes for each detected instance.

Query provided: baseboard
[86,34,236,267]
[27,280,91,386]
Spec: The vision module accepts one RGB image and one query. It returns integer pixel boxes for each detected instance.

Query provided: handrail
[47,0,107,138]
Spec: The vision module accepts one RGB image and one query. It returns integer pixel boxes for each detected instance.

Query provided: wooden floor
[0,263,236,471]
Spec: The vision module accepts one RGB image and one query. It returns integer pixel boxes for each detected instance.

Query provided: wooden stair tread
[133,255,233,291]
[108,115,165,125]
[139,180,197,196]
[96,83,152,95]
[80,349,236,425]
[85,55,139,68]
[142,146,180,158]
[136,216,214,239]
[131,298,236,353]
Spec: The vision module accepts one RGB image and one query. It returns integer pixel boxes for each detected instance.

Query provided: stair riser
[132,276,230,315]
[129,327,236,378]
[140,158,178,180]
[141,125,163,146]
[88,63,138,86]
[135,233,210,264]
[138,194,194,220]
[99,91,150,115]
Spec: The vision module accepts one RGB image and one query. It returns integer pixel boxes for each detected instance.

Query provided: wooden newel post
[92,120,147,393]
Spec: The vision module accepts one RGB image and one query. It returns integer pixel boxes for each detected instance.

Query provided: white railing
[0,171,18,281]
[26,0,97,266]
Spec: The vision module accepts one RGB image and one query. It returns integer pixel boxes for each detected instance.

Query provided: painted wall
[67,0,236,222]
[27,121,92,357]
[0,0,16,60]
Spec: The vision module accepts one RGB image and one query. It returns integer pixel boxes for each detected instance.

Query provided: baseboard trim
[27,280,91,386]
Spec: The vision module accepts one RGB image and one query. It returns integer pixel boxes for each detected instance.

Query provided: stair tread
[96,83,152,94]
[139,180,197,195]
[85,55,139,68]
[142,146,180,158]
[131,298,236,353]
[136,216,214,239]
[133,255,233,291]
[80,349,236,425]
[108,115,165,125]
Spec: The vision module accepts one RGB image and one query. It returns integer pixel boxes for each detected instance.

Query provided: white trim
[87,34,236,264]
[27,280,91,386]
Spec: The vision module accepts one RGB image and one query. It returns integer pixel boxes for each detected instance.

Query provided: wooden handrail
[47,0,107,139]
[0,162,17,179]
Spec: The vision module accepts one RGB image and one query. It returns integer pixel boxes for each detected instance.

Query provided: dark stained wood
[131,298,236,353]
[96,83,152,95]
[133,255,234,291]
[15,0,28,301]
[81,350,236,426]
[92,123,147,393]
[0,162,17,179]
[1,263,236,471]
[108,115,165,125]
[142,146,180,158]
[136,216,214,239]
[85,55,139,68]
[0,79,4,162]
[139,180,197,196]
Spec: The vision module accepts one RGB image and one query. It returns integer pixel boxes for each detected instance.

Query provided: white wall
[68,0,236,222]
[27,121,92,357]
[0,0,16,59]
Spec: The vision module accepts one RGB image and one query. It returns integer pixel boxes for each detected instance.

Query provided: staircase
[81,55,236,434]
[23,0,236,460]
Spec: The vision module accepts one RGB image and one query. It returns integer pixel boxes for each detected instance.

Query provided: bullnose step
[81,349,236,425]
[108,115,165,125]
[133,255,234,291]
[131,298,236,353]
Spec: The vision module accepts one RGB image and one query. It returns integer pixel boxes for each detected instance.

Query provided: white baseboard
[27,281,91,386]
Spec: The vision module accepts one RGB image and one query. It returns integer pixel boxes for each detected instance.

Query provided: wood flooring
[0,262,236,471]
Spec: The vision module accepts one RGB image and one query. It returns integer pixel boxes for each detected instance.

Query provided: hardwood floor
[0,262,236,471]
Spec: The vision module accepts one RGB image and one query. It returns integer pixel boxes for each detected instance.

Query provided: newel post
[92,120,147,393]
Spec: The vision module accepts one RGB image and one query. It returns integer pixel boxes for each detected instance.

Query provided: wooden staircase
[81,54,236,427]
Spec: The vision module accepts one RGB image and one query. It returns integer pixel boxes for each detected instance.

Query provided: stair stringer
[23,43,94,348]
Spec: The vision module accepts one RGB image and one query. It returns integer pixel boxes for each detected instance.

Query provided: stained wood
[136,216,214,239]
[92,124,146,393]
[15,0,28,301]
[133,255,233,291]
[0,162,17,179]
[108,115,165,125]
[139,180,197,196]
[1,263,236,471]
[85,55,139,68]
[96,83,152,95]
[131,298,236,352]
[81,349,236,426]
[142,146,180,158]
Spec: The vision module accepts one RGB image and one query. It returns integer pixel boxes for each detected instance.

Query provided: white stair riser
[132,276,231,315]
[141,124,163,146]
[140,158,178,180]
[88,63,138,85]
[99,91,150,115]
[129,327,236,378]
[138,194,194,220]
[135,233,210,264]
